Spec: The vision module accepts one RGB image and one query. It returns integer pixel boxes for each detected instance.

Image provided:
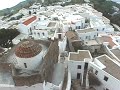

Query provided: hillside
[90,0,120,26]
[0,0,120,27]
[0,0,37,16]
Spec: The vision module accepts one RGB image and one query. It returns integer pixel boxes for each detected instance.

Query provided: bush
[0,29,20,48]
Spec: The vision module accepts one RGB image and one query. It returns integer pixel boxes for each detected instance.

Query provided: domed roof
[15,40,42,58]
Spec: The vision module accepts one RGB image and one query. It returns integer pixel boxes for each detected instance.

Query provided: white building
[61,15,85,31]
[89,55,120,90]
[67,50,92,85]
[76,28,98,41]
[12,40,47,70]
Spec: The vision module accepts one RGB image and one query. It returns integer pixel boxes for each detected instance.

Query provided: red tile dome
[15,40,42,58]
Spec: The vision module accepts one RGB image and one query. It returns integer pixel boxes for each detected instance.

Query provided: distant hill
[90,0,120,26]
[0,0,60,16]
[0,0,40,16]
[0,0,120,27]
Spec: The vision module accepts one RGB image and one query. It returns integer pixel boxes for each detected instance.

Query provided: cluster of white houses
[0,3,120,90]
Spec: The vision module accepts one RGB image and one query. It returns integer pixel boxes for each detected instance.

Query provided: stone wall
[39,39,59,82]
[13,74,42,86]
[0,63,12,71]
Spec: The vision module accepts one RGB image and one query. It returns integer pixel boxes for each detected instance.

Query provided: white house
[76,28,98,41]
[61,15,85,31]
[67,50,92,85]
[89,55,120,90]
[11,40,48,70]
[18,15,37,34]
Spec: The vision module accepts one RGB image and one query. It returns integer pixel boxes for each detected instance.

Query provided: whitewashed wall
[89,62,120,90]
[14,49,46,70]
[68,61,85,84]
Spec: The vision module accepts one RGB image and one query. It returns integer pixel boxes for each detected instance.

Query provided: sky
[0,0,25,10]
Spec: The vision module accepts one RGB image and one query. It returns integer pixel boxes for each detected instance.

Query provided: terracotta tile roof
[97,36,116,48]
[15,40,42,58]
[102,36,116,47]
[97,55,120,80]
[23,16,37,26]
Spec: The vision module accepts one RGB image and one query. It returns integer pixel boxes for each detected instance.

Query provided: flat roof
[76,28,95,33]
[111,49,120,60]
[97,55,120,80]
[47,22,56,27]
[84,40,99,46]
[69,50,92,61]
[96,36,116,48]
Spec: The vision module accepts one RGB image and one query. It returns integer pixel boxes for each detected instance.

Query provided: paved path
[52,63,65,86]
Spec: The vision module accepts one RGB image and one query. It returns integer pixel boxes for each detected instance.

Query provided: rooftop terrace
[97,55,120,80]
[111,48,120,60]
[47,22,56,27]
[69,50,92,61]
[76,28,96,33]
[96,36,116,48]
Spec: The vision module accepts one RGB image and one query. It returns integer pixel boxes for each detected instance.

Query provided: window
[58,34,61,39]
[38,33,40,37]
[76,26,78,29]
[94,35,96,38]
[77,73,81,79]
[78,65,81,69]
[34,26,35,29]
[24,63,27,68]
[86,36,88,39]
[42,32,45,36]
[95,70,98,75]
[106,88,109,90]
[97,33,98,36]
[103,28,105,31]
[104,76,108,81]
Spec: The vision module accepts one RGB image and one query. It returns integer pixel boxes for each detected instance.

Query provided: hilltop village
[0,2,120,90]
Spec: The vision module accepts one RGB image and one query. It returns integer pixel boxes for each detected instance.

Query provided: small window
[77,73,81,79]
[104,76,108,81]
[42,32,45,36]
[76,26,78,29]
[34,26,35,29]
[24,63,27,68]
[103,28,105,31]
[106,88,109,90]
[38,33,40,37]
[94,35,96,38]
[97,33,98,36]
[78,65,81,69]
[95,70,98,75]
